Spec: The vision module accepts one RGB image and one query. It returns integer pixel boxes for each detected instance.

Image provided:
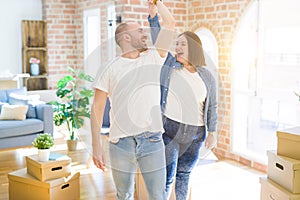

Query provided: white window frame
[231,0,300,164]
[196,28,219,68]
[83,8,101,77]
[107,4,117,61]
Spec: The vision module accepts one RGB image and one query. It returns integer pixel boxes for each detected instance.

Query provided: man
[90,1,175,199]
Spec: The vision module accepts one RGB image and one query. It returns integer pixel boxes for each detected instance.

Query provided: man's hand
[93,147,106,172]
[90,89,108,172]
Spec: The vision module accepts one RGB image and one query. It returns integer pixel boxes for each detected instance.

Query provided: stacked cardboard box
[8,153,80,200]
[260,126,300,200]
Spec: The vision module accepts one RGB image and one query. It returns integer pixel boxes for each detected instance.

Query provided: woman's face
[175,35,189,65]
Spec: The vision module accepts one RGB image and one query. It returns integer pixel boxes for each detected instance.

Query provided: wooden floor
[0,127,266,200]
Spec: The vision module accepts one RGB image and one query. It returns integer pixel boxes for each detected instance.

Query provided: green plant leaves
[57,75,73,89]
[80,88,94,98]
[56,88,72,98]
[49,66,94,140]
[78,72,94,82]
[32,133,54,149]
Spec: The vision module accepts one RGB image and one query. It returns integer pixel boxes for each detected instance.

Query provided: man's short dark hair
[115,22,129,47]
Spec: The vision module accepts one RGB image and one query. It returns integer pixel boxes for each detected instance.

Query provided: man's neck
[121,49,140,59]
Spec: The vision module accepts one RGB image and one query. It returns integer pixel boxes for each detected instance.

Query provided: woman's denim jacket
[148,15,218,132]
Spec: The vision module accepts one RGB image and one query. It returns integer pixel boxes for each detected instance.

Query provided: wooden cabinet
[22,20,48,90]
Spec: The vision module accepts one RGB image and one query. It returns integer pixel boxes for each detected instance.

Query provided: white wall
[0,0,42,77]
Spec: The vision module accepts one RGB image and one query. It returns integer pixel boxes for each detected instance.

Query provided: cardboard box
[8,168,80,200]
[260,177,300,200]
[267,151,300,193]
[277,127,300,160]
[26,154,71,181]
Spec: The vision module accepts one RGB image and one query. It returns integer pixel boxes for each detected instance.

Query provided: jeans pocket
[109,138,120,144]
[148,132,162,142]
[195,126,205,142]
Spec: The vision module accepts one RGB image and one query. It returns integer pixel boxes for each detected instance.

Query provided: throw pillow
[6,87,27,97]
[8,93,39,118]
[26,104,36,118]
[0,104,28,120]
[0,102,8,113]
[9,94,28,105]
[0,90,7,102]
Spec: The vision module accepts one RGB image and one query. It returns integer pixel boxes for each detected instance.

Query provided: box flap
[8,169,79,188]
[26,154,71,168]
[267,150,300,170]
[47,172,80,187]
[8,168,50,188]
[277,127,300,141]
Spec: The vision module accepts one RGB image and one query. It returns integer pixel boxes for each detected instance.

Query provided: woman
[148,4,218,200]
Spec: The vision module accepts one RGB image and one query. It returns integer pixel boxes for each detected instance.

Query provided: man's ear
[123,33,131,42]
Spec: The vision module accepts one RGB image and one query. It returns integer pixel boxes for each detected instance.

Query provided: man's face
[126,23,148,52]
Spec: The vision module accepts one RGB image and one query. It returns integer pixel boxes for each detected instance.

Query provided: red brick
[239,157,252,167]
[253,162,267,173]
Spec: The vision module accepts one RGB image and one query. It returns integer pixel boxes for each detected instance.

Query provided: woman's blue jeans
[109,131,167,200]
[163,117,205,200]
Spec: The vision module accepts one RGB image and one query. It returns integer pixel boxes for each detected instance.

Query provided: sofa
[0,87,53,149]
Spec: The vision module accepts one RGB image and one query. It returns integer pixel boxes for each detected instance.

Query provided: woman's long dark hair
[178,31,206,67]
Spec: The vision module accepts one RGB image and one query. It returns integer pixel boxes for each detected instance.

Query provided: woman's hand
[148,0,157,18]
[205,133,216,149]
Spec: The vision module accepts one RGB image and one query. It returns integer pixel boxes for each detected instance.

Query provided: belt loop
[184,124,187,134]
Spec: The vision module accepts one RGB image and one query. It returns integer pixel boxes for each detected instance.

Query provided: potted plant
[32,133,54,161]
[49,66,94,151]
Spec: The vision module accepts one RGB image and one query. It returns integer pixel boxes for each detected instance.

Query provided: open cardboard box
[8,168,79,200]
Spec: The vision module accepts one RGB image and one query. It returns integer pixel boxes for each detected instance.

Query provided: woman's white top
[164,67,207,126]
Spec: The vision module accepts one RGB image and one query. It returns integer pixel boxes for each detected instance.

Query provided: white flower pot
[38,149,50,162]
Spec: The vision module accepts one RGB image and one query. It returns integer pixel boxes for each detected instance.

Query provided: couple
[90,1,217,200]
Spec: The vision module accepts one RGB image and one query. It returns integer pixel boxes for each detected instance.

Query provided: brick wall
[188,0,266,171]
[43,0,77,89]
[43,0,267,172]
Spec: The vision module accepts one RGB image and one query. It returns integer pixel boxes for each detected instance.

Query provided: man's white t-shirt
[92,49,166,140]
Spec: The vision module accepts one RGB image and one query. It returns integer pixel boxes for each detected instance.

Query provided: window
[232,0,300,163]
[107,4,117,61]
[196,28,218,68]
[83,8,101,77]
[196,29,220,101]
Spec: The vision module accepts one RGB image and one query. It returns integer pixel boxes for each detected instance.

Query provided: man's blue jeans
[163,117,205,200]
[109,131,167,200]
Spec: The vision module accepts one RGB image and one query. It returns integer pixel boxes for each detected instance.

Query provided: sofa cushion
[0,119,43,138]
[26,104,37,118]
[0,90,7,102]
[6,87,27,97]
[0,105,28,120]
[9,94,28,105]
[0,87,27,103]
[0,102,8,113]
[8,94,37,118]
